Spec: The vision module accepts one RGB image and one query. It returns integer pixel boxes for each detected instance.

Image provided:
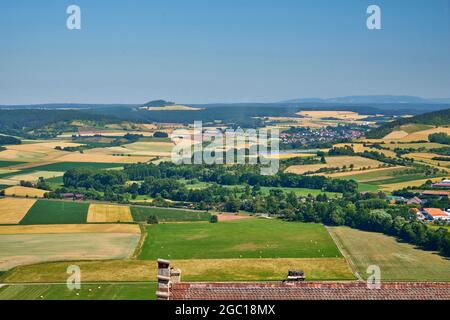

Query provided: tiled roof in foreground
[171,281,450,300]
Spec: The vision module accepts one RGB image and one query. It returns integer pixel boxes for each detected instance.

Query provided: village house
[406,196,425,205]
[432,179,450,189]
[422,208,450,221]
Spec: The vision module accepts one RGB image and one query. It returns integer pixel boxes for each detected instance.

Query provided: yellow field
[263,153,316,160]
[285,156,383,174]
[6,171,63,183]
[3,186,48,198]
[107,141,174,157]
[296,110,367,120]
[333,143,397,158]
[87,204,133,223]
[383,127,450,142]
[0,224,140,235]
[319,166,403,178]
[0,198,36,224]
[54,152,152,163]
[6,142,81,153]
[379,177,443,191]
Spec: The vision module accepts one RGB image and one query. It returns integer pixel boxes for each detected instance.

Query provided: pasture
[87,204,133,223]
[131,206,210,222]
[0,283,156,300]
[0,161,26,168]
[0,198,36,224]
[329,226,450,281]
[19,200,89,225]
[140,219,342,260]
[0,232,140,271]
[1,258,354,283]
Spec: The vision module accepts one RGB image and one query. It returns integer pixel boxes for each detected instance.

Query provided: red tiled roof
[171,281,450,300]
[424,208,450,217]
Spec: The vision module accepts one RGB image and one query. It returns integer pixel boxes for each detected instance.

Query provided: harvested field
[383,130,409,140]
[329,226,450,281]
[20,200,89,225]
[285,156,382,174]
[384,127,450,142]
[87,204,133,223]
[217,214,253,222]
[321,166,403,179]
[296,111,367,120]
[0,224,140,235]
[3,186,47,198]
[0,198,36,225]
[7,171,63,183]
[0,232,140,271]
[379,177,443,191]
[54,153,152,164]
[107,141,174,157]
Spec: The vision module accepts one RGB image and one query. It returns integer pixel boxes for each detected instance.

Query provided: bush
[210,215,218,223]
[153,131,169,138]
[147,214,159,224]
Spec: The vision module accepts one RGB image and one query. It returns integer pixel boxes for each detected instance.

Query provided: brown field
[6,171,63,183]
[296,110,367,120]
[0,224,140,235]
[1,258,354,283]
[87,204,133,223]
[107,141,174,157]
[217,214,253,222]
[384,127,450,142]
[0,198,36,225]
[54,152,152,164]
[285,156,383,174]
[0,232,140,271]
[333,143,397,158]
[3,186,48,198]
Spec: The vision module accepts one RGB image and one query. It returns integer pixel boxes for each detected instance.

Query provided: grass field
[140,219,342,260]
[87,204,133,223]
[0,232,140,271]
[0,283,156,300]
[131,207,210,222]
[0,198,36,224]
[20,200,89,225]
[23,162,125,172]
[0,161,26,168]
[329,226,450,281]
[1,258,354,283]
[258,186,341,198]
[4,186,48,198]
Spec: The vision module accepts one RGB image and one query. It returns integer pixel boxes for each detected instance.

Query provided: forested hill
[366,108,450,139]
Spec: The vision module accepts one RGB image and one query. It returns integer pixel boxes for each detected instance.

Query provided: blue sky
[0,0,449,104]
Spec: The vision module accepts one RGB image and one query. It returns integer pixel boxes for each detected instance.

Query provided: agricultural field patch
[6,171,63,183]
[0,161,26,168]
[0,198,36,225]
[20,200,89,225]
[329,226,450,281]
[107,141,174,157]
[0,283,157,300]
[285,156,383,174]
[379,177,443,191]
[1,258,354,283]
[87,204,133,223]
[0,232,140,271]
[384,127,450,142]
[140,219,342,260]
[0,224,140,235]
[55,152,153,164]
[4,186,47,198]
[131,206,210,222]
[23,162,125,172]
[323,166,404,180]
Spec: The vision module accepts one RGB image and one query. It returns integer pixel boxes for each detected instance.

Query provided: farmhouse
[432,179,450,188]
[60,193,84,201]
[406,196,425,205]
[422,208,450,221]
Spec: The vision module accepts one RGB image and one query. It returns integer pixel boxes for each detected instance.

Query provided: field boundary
[131,224,148,259]
[326,226,362,280]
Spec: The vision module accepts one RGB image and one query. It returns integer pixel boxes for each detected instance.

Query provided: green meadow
[131,206,210,222]
[19,200,89,225]
[139,218,342,260]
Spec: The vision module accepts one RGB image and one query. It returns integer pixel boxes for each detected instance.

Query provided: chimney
[156,259,171,300]
[156,259,182,300]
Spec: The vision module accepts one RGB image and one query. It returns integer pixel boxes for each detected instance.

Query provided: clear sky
[0,0,449,104]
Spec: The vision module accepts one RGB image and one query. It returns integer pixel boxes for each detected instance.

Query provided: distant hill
[366,108,450,139]
[141,100,175,108]
[281,95,450,104]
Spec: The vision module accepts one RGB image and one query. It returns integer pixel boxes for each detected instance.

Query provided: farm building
[422,208,450,221]
[432,179,450,188]
[407,197,425,205]
[421,190,450,197]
